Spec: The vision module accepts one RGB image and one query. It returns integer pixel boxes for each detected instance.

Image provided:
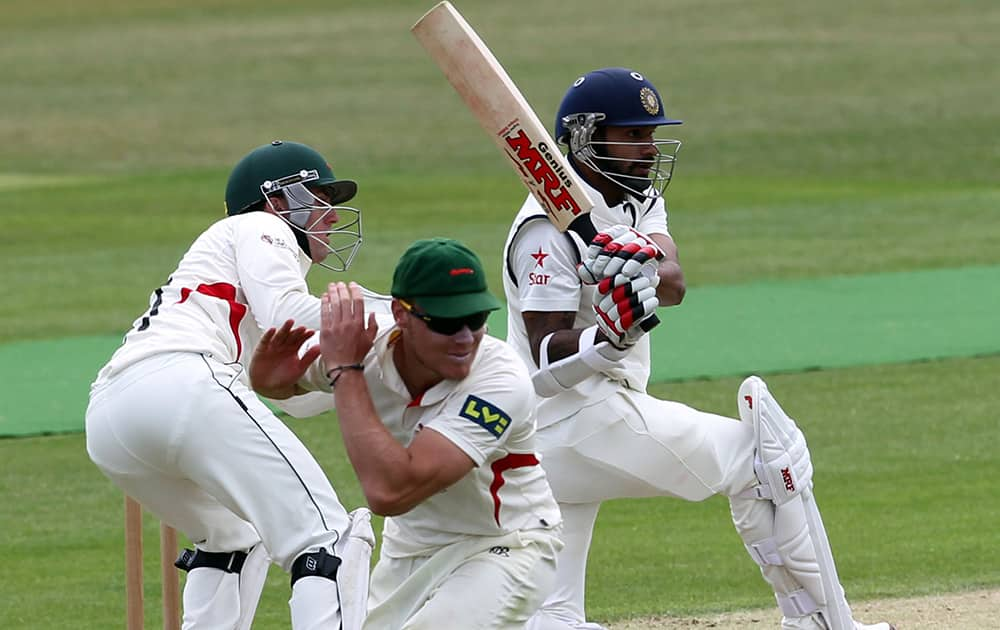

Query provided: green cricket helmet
[224,140,363,272]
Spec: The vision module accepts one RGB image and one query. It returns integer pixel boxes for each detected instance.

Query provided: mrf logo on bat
[499,118,583,221]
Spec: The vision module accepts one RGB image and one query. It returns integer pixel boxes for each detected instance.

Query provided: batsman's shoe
[783,615,895,630]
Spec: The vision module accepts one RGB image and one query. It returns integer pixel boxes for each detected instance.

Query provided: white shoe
[783,616,895,630]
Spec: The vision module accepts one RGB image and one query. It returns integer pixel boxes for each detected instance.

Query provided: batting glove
[578,225,664,284]
[592,273,660,349]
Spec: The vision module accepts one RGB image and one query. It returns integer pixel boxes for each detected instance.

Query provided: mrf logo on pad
[460,395,510,439]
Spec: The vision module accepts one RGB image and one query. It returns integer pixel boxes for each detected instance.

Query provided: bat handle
[640,314,661,332]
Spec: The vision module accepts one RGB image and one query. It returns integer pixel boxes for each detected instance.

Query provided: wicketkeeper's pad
[337,507,376,630]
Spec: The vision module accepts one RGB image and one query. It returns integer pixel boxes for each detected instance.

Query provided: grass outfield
[3,357,998,628]
[1,0,999,627]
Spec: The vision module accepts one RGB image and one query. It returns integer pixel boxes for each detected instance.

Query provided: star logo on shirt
[530,247,549,268]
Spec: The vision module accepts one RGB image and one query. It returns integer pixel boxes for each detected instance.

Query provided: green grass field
[2,1,998,628]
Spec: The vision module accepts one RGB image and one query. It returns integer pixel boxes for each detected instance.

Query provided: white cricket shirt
[96,212,320,385]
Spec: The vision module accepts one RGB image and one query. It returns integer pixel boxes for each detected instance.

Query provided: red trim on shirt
[179,283,248,358]
[489,453,540,526]
[407,392,425,408]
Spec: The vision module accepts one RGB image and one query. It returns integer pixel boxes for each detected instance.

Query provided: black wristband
[326,363,364,387]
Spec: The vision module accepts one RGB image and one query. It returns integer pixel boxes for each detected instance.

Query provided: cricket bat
[411,1,659,329]
[411,1,595,235]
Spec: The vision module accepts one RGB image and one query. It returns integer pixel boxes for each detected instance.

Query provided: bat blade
[411,1,594,233]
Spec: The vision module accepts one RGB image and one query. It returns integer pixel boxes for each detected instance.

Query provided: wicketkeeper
[86,140,381,629]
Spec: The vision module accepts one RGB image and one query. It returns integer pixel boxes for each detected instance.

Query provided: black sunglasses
[399,299,490,335]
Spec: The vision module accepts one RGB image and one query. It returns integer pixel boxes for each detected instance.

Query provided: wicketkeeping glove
[592,273,660,349]
[578,225,664,285]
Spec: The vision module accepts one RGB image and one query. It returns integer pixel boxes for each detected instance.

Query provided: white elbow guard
[531,326,631,397]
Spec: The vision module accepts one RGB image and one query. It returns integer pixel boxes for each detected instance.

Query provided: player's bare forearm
[333,371,468,516]
[651,233,685,306]
[524,308,645,366]
[321,281,445,513]
[523,311,581,365]
[333,371,414,511]
[656,259,686,306]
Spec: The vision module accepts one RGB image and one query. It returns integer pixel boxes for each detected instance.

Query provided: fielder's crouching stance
[504,67,893,630]
[86,140,380,629]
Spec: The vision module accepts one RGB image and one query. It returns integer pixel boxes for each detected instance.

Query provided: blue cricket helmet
[554,68,682,143]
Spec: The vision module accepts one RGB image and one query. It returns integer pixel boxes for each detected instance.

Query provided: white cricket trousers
[365,527,564,630]
[537,388,755,503]
[86,352,351,629]
[527,388,756,630]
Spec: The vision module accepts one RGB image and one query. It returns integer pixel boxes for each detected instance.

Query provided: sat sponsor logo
[528,272,550,286]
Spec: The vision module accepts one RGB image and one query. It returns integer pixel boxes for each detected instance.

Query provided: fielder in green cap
[250,237,563,630]
[391,236,502,324]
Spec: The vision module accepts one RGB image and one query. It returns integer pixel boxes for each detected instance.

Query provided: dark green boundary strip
[3,266,998,437]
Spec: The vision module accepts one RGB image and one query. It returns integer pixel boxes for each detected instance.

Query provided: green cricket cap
[391,238,502,318]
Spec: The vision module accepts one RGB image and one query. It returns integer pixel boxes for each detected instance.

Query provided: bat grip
[640,314,661,332]
[567,214,597,243]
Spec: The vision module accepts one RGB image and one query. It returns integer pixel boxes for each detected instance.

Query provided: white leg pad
[777,588,819,619]
[336,508,375,630]
[181,568,240,630]
[235,544,271,630]
[289,576,342,630]
[738,376,812,504]
[734,376,855,630]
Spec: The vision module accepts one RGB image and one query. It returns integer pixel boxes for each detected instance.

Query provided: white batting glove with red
[592,273,660,349]
[578,225,664,285]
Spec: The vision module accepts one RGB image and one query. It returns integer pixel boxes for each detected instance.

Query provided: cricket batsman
[502,67,895,630]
